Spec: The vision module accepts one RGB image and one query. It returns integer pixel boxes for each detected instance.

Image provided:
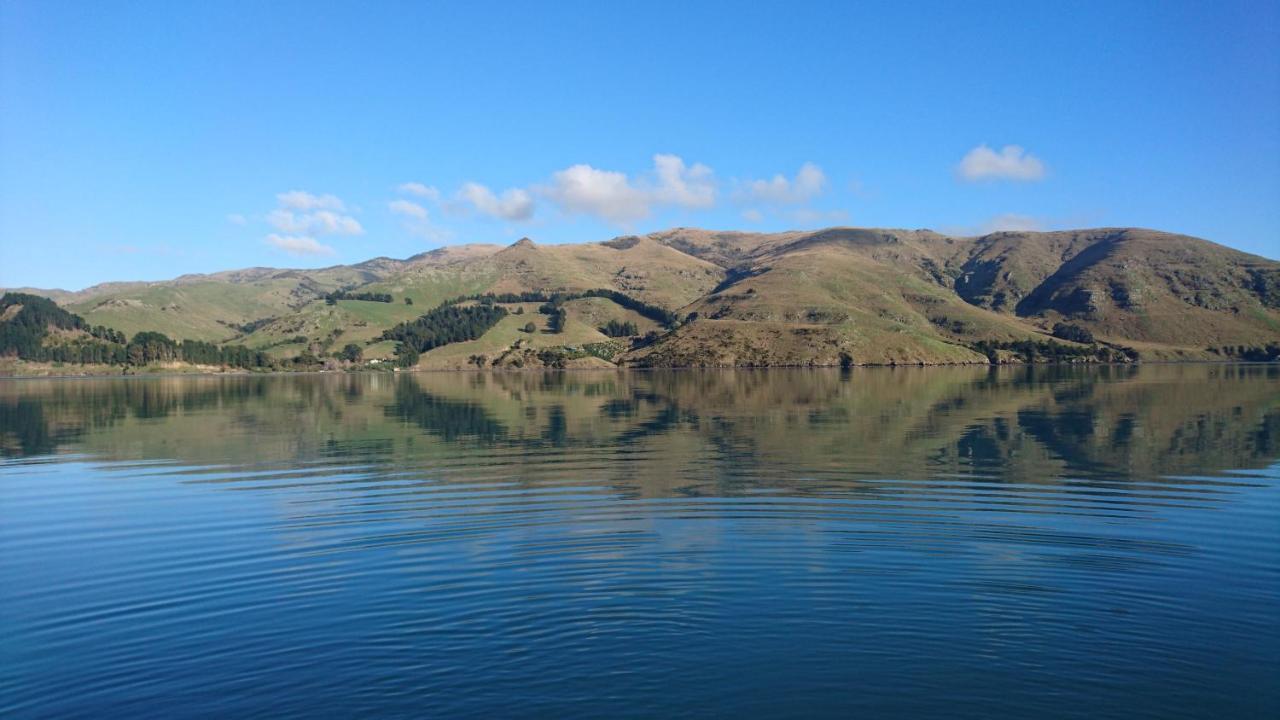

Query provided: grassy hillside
[636,226,1279,366]
[9,226,1277,371]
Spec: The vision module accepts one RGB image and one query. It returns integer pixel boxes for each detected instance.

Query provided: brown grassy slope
[631,227,1279,366]
[475,236,723,309]
[14,226,1277,365]
[632,229,1050,366]
[987,229,1280,347]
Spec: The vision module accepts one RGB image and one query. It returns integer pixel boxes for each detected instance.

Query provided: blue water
[1,365,1277,718]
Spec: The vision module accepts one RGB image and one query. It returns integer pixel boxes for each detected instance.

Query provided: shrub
[1052,322,1095,344]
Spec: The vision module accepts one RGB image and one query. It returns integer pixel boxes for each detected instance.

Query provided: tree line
[325,290,393,304]
[440,288,678,327]
[1209,344,1280,362]
[969,338,1139,364]
[1,292,269,369]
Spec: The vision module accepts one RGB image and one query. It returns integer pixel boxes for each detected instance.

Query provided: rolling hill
[4,226,1278,373]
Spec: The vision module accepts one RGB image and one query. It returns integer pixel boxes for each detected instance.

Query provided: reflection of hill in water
[2,366,1277,493]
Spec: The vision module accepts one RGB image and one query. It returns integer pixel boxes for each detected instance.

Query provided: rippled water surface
[1,365,1278,718]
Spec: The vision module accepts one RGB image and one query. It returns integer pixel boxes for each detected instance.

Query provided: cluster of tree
[599,319,638,337]
[0,292,126,356]
[440,289,677,327]
[379,304,508,362]
[970,338,1139,364]
[175,338,271,368]
[23,340,129,365]
[325,291,393,304]
[1208,344,1280,362]
[393,344,419,368]
[8,331,269,369]
[442,291,555,306]
[1051,322,1096,344]
[539,303,567,333]
[1,294,275,369]
[119,332,270,368]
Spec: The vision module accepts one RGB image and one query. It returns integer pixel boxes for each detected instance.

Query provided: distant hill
[4,227,1278,373]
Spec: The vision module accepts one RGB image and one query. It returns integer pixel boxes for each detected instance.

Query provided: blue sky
[1,1,1277,290]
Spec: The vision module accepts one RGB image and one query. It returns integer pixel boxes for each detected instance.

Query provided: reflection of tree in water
[1,366,1277,481]
[1,377,284,458]
[1254,412,1280,459]
[386,377,507,443]
[0,400,82,457]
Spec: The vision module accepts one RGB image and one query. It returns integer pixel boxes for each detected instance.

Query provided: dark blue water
[1,365,1277,718]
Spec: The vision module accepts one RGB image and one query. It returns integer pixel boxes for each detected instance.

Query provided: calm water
[1,365,1277,719]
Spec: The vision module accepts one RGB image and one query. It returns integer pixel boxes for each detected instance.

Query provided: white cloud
[540,154,718,225]
[457,182,535,221]
[259,191,361,257]
[265,234,336,256]
[651,154,716,209]
[267,208,363,235]
[277,190,346,211]
[738,162,827,204]
[742,209,764,223]
[542,164,649,223]
[398,182,440,201]
[388,199,429,220]
[958,144,1045,182]
[227,213,247,226]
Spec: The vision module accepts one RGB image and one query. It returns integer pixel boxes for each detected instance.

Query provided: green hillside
[6,226,1278,374]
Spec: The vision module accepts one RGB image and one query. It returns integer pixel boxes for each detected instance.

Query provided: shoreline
[0,358,1273,382]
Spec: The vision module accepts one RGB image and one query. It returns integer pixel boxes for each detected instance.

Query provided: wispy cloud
[277,190,347,211]
[226,213,247,226]
[397,182,440,201]
[267,209,363,235]
[957,144,1045,182]
[264,190,362,236]
[260,191,361,257]
[942,213,1047,236]
[265,233,336,256]
[737,162,827,204]
[388,197,452,241]
[388,199,429,220]
[735,162,841,224]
